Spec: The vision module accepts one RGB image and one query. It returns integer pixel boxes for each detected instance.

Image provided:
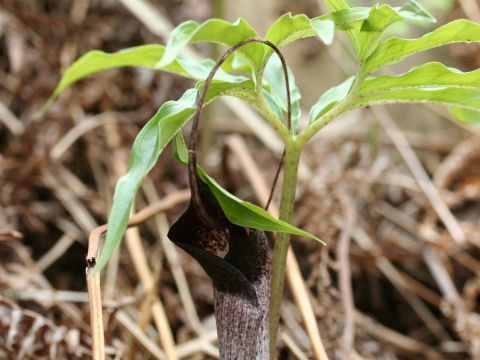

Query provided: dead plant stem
[335,190,357,360]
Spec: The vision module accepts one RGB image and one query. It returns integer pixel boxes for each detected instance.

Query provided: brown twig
[142,179,205,336]
[265,150,286,211]
[86,189,190,360]
[334,189,357,360]
[86,189,190,261]
[355,310,445,359]
[373,106,465,243]
[348,222,451,341]
[86,266,105,360]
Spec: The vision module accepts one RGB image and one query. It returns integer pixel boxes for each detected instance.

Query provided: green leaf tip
[397,0,436,24]
[42,44,241,114]
[364,19,480,75]
[264,12,334,51]
[158,17,262,71]
[89,88,199,277]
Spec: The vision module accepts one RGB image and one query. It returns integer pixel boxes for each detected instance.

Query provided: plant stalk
[268,145,300,359]
[296,62,366,148]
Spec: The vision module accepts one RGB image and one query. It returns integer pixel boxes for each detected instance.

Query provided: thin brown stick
[86,266,105,360]
[335,190,357,360]
[86,189,190,261]
[355,310,445,359]
[265,150,285,211]
[115,310,167,360]
[36,233,76,272]
[0,100,25,135]
[373,107,465,243]
[142,179,205,336]
[348,222,451,341]
[86,189,190,360]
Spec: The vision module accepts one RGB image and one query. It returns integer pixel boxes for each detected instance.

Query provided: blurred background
[2,0,480,359]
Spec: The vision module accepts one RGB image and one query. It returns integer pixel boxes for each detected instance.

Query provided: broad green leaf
[321,0,364,57]
[157,18,263,71]
[397,0,436,23]
[172,133,325,244]
[318,8,369,31]
[358,1,435,59]
[450,106,480,124]
[364,19,480,75]
[262,90,284,123]
[94,79,260,275]
[264,13,334,56]
[262,55,302,131]
[196,79,257,102]
[354,87,480,115]
[43,45,245,112]
[310,76,354,124]
[219,53,253,76]
[93,89,198,275]
[156,21,199,67]
[358,62,480,95]
[358,4,404,58]
[311,18,335,44]
[174,54,248,83]
[44,45,163,111]
[319,1,435,60]
[201,170,323,239]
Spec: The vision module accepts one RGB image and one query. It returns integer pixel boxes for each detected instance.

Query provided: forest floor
[1,0,480,359]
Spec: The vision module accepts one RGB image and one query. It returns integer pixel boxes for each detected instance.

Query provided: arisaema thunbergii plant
[45,0,480,358]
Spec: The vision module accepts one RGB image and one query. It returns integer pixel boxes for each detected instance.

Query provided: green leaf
[262,90,284,123]
[311,18,335,44]
[321,1,435,59]
[450,106,480,124]
[354,87,480,115]
[44,45,161,111]
[262,55,302,131]
[172,133,325,244]
[397,0,436,23]
[94,79,259,275]
[357,1,435,59]
[156,20,199,67]
[219,53,253,76]
[157,18,263,71]
[358,62,480,95]
[264,13,334,54]
[43,44,245,112]
[93,89,198,275]
[201,170,323,240]
[364,19,480,75]
[196,79,257,102]
[358,4,404,58]
[310,76,354,124]
[174,54,248,83]
[318,8,369,31]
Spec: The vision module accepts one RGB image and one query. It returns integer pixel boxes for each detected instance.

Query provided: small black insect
[86,256,96,268]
